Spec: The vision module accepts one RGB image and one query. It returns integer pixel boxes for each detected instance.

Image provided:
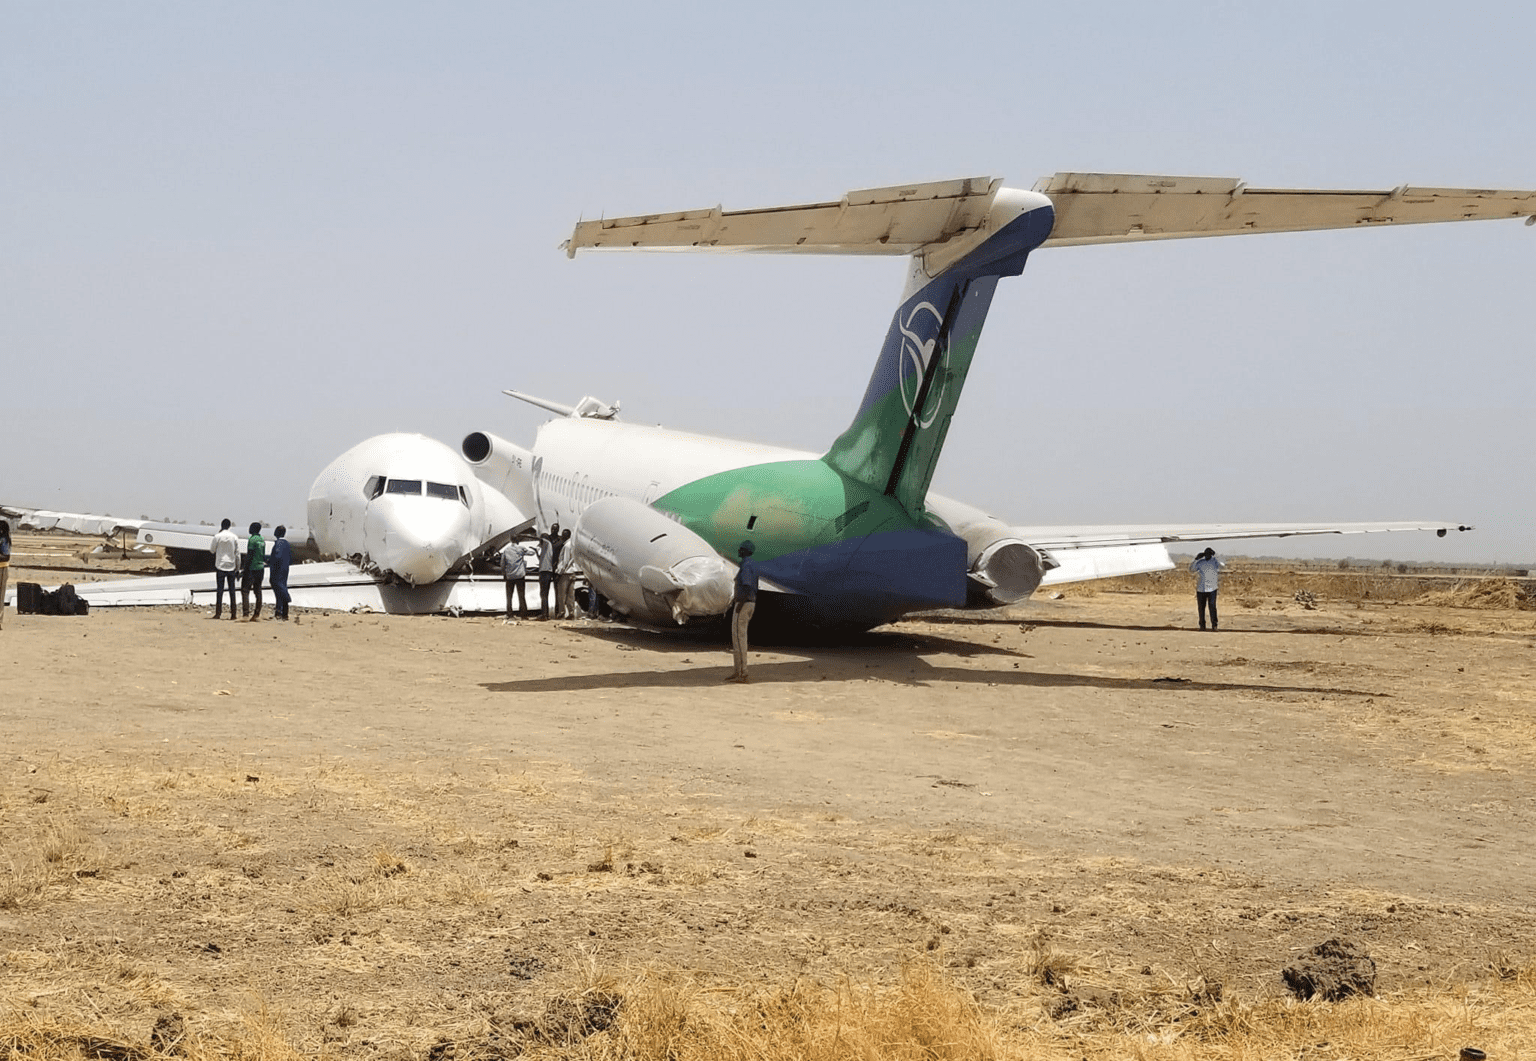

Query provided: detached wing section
[1035,173,1536,247]
[39,563,515,615]
[566,176,1001,257]
[2,505,148,537]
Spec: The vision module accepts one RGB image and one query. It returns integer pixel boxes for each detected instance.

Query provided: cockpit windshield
[368,478,469,506]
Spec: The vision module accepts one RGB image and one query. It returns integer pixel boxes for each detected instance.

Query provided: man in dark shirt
[268,526,293,620]
[538,523,561,619]
[729,540,758,682]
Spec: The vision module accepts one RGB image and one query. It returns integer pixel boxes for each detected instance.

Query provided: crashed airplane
[8,173,1528,623]
[4,432,535,614]
[461,173,1528,630]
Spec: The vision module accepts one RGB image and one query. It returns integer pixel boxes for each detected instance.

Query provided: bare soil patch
[4,543,1536,1057]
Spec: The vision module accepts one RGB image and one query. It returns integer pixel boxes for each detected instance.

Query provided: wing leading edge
[1035,173,1536,247]
[566,173,1536,259]
[1029,521,1474,587]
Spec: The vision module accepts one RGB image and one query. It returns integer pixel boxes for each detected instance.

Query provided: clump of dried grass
[0,855,50,910]
[588,961,1002,1061]
[1418,577,1533,611]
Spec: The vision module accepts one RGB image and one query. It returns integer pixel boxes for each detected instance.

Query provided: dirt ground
[3,539,1536,1055]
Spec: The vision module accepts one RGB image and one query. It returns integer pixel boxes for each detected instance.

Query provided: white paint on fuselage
[307,433,522,584]
[526,418,1004,554]
[528,418,815,531]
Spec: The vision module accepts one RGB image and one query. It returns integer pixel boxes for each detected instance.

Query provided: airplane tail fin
[564,176,1056,513]
[821,190,1056,511]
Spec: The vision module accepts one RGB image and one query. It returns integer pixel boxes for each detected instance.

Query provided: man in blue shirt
[268,526,293,620]
[729,540,759,682]
[1190,547,1226,631]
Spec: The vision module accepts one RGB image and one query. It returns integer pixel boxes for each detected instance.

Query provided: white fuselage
[307,433,522,585]
[513,417,1063,613]
[528,418,814,530]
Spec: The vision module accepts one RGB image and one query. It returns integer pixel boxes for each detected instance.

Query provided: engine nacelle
[461,431,536,517]
[963,534,1053,606]
[572,497,736,625]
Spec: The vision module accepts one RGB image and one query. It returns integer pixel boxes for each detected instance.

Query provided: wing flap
[1035,172,1536,247]
[566,176,1001,257]
[1039,543,1174,586]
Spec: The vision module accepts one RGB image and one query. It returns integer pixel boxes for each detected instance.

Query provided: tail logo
[896,302,946,428]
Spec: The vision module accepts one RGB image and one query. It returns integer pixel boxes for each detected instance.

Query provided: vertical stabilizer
[823,191,1056,512]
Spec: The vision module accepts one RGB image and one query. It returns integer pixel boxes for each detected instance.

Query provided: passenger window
[386,479,422,495]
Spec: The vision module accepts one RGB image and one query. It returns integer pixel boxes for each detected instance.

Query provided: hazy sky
[5,2,1533,564]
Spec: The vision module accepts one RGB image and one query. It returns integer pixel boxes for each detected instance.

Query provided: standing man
[0,519,11,630]
[241,522,266,620]
[537,523,559,619]
[554,528,577,619]
[728,540,759,683]
[268,525,293,621]
[499,538,528,620]
[210,518,241,620]
[1190,547,1226,631]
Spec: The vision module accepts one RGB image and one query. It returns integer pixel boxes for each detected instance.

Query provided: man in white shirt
[209,519,241,620]
[1189,547,1226,631]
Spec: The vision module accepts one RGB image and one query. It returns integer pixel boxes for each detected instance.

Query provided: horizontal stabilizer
[566,177,1001,257]
[1035,173,1536,247]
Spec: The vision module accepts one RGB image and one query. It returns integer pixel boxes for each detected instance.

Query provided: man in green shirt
[241,522,267,620]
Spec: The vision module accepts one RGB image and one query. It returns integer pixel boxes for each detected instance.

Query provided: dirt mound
[1282,938,1377,1001]
[1417,578,1533,611]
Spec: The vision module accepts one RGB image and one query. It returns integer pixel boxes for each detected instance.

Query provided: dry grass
[5,960,1533,1059]
[1088,565,1533,610]
[6,587,1536,1060]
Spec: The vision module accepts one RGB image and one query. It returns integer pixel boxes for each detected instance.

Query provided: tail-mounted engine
[572,497,736,625]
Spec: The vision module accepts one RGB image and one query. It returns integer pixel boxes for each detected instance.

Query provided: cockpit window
[364,475,385,500]
[426,481,462,502]
[385,479,422,496]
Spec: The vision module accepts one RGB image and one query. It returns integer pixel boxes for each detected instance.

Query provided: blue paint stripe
[759,526,968,621]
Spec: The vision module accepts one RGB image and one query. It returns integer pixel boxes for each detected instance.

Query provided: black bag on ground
[55,584,84,616]
[15,582,43,615]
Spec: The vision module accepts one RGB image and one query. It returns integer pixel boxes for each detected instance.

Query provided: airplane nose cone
[367,498,474,585]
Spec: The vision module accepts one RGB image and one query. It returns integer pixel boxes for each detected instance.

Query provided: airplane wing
[1034,173,1536,247]
[3,505,319,570]
[2,505,149,537]
[6,562,520,616]
[1023,520,1473,587]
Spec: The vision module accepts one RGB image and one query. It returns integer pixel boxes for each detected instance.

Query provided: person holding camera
[1190,547,1226,631]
